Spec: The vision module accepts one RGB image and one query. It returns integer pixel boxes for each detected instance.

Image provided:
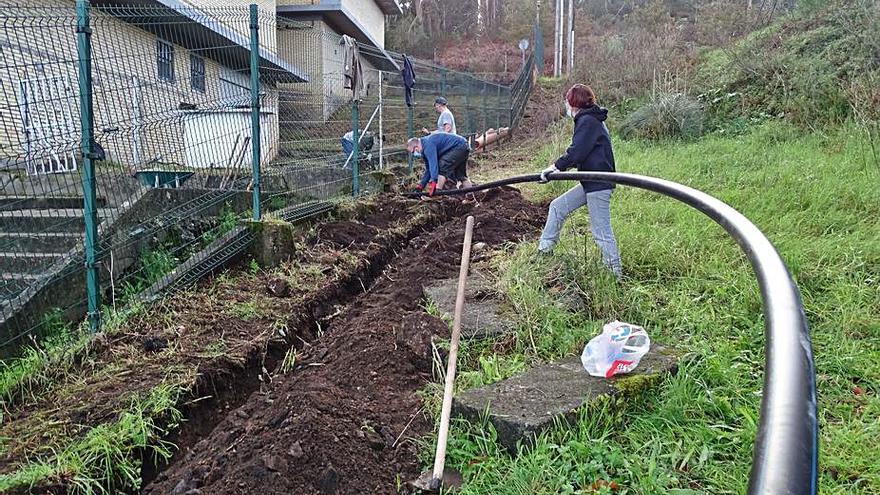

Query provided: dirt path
[145,188,544,495]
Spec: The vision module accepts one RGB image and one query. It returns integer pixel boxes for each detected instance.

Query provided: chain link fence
[0,2,535,357]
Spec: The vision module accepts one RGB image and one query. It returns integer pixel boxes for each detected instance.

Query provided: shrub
[619,93,705,140]
[695,0,880,127]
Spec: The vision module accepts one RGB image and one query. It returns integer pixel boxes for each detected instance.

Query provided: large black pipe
[408,172,818,494]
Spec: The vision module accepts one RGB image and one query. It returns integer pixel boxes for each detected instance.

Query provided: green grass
[695,1,879,128]
[0,381,184,494]
[0,302,147,412]
[228,299,261,321]
[0,310,74,405]
[434,121,880,494]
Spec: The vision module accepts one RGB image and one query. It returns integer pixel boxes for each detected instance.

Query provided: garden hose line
[403,170,819,495]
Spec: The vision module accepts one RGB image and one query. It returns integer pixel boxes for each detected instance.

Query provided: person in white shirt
[422,96,457,135]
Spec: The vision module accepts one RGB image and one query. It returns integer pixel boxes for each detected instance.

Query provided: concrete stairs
[0,201,110,309]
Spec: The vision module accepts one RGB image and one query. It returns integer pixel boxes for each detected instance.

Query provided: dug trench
[144,187,545,495]
[139,197,450,488]
[2,194,441,494]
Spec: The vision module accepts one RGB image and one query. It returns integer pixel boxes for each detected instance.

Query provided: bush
[619,93,705,140]
[695,0,880,127]
[571,1,705,106]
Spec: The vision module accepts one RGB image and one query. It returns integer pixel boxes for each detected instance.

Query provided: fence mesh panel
[0,3,535,357]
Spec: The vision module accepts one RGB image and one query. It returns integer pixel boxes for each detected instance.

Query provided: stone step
[0,213,84,233]
[0,208,112,233]
[452,346,680,455]
[423,272,511,340]
[0,195,107,211]
[0,252,65,275]
[0,232,82,253]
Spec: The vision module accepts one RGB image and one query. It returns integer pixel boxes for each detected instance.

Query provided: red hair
[566,84,597,109]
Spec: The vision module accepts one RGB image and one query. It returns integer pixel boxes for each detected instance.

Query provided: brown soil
[0,195,445,493]
[144,187,544,495]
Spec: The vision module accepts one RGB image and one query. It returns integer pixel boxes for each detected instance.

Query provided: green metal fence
[0,2,536,357]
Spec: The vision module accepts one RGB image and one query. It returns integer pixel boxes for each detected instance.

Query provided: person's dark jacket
[418,133,469,188]
[402,55,416,107]
[554,105,616,193]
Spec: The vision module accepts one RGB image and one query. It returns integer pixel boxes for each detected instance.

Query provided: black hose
[405,171,818,495]
[402,174,541,198]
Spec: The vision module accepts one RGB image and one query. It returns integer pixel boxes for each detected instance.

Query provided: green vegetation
[619,93,704,140]
[0,382,184,494]
[0,310,75,405]
[203,203,240,244]
[0,303,147,412]
[696,0,879,129]
[228,298,261,321]
[437,120,879,494]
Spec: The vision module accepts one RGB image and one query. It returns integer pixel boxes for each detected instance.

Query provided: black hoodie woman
[538,84,622,278]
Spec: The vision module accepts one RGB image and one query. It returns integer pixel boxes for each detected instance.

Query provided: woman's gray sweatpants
[539,185,622,276]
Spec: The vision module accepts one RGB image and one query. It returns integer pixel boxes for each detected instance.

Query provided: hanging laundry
[341,34,364,100]
[402,54,416,107]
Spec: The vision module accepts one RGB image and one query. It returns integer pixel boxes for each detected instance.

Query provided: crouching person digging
[408,134,473,196]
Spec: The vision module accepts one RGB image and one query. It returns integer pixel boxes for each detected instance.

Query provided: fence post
[76,0,101,333]
[535,21,544,77]
[440,68,447,95]
[249,4,261,220]
[465,80,473,137]
[482,81,488,152]
[407,106,414,173]
[496,84,502,149]
[378,71,383,170]
[509,100,514,131]
[351,101,360,196]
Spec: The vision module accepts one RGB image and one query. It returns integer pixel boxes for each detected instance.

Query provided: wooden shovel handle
[432,215,475,482]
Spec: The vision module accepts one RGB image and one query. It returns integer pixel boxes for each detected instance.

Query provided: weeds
[0,382,184,494]
[278,347,298,374]
[0,310,75,406]
[619,93,704,140]
[228,299,261,321]
[203,203,240,244]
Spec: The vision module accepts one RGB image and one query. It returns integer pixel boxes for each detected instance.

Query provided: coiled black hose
[406,171,818,495]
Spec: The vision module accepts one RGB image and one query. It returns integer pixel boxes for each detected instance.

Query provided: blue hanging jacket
[402,55,416,107]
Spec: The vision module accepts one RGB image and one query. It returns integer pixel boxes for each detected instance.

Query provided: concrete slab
[423,272,511,340]
[452,344,680,455]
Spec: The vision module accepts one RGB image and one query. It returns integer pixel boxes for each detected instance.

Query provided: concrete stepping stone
[452,344,680,454]
[423,272,511,340]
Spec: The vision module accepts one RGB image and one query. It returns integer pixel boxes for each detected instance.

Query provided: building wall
[0,0,279,173]
[276,19,379,125]
[276,20,324,105]
[276,0,386,49]
[180,0,278,52]
[340,0,384,48]
[321,22,380,120]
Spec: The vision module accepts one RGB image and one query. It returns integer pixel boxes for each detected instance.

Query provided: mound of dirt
[145,187,544,495]
[317,220,378,249]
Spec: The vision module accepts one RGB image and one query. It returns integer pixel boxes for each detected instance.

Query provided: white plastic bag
[581,321,651,378]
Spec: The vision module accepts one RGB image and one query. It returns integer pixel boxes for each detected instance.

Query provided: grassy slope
[435,120,879,494]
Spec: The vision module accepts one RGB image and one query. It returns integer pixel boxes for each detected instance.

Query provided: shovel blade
[408,468,463,493]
